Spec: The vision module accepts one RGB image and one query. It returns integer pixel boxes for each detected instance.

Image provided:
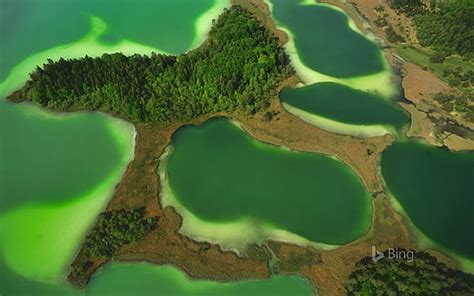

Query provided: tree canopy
[15,6,293,122]
[390,0,474,58]
[346,250,474,295]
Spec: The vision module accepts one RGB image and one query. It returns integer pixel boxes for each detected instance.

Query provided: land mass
[321,0,474,151]
[6,1,472,295]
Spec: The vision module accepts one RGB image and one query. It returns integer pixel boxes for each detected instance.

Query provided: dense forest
[12,6,292,122]
[346,250,474,295]
[83,207,157,257]
[389,0,474,58]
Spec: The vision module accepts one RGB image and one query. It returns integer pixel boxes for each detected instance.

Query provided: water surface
[381,142,474,258]
[269,0,384,78]
[166,118,371,245]
[87,263,313,296]
[280,82,409,127]
[0,0,218,80]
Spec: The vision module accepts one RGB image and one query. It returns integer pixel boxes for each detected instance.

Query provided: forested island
[10,6,293,122]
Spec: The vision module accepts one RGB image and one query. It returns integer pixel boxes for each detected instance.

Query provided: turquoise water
[0,0,314,294]
[0,0,216,80]
[269,0,385,78]
[166,118,371,245]
[86,263,313,296]
[0,261,313,296]
[381,142,474,259]
[0,101,124,211]
[279,82,409,127]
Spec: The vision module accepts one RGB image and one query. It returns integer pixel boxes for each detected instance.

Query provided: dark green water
[167,118,371,244]
[0,101,123,211]
[0,261,313,296]
[280,82,409,127]
[269,0,385,78]
[381,142,474,258]
[86,263,313,296]
[0,0,315,293]
[0,0,215,80]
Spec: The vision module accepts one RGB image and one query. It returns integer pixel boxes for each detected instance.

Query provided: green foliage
[385,26,405,43]
[390,0,474,58]
[429,51,449,63]
[20,6,293,122]
[389,0,425,16]
[434,92,473,120]
[346,250,474,295]
[83,207,158,257]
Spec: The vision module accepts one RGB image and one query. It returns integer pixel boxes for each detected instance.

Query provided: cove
[381,141,474,259]
[165,118,371,246]
[0,0,224,81]
[268,0,384,78]
[280,82,409,127]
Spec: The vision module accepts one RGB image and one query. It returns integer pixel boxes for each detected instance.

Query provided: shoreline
[58,1,420,294]
[4,1,468,295]
[319,0,473,152]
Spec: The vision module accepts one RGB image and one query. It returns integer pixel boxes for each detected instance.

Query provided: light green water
[280,82,409,127]
[0,261,313,296]
[0,0,220,81]
[86,263,313,296]
[0,0,314,293]
[0,100,135,282]
[165,118,371,247]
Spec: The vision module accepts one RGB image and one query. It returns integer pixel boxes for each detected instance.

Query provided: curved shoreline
[157,123,370,254]
[3,1,469,295]
[0,109,135,284]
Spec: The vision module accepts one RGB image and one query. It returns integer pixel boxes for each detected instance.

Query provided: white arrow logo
[372,245,384,262]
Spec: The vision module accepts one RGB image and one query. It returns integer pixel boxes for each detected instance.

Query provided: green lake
[0,0,219,80]
[279,82,409,127]
[166,118,371,245]
[0,0,313,293]
[381,142,474,259]
[0,261,313,296]
[1,0,474,293]
[269,0,385,78]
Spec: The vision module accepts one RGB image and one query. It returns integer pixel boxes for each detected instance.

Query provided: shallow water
[0,0,218,80]
[87,263,313,296]
[280,82,409,127]
[0,0,316,293]
[381,142,474,259]
[0,100,135,282]
[0,101,124,211]
[269,0,384,78]
[166,118,371,245]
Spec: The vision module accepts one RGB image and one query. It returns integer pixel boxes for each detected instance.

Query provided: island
[5,0,474,295]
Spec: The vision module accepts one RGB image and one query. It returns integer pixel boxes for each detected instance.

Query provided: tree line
[346,249,474,295]
[390,0,473,58]
[14,6,293,123]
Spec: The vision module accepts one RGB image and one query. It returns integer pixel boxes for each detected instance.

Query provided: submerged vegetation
[12,6,292,122]
[346,250,474,295]
[83,207,157,257]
